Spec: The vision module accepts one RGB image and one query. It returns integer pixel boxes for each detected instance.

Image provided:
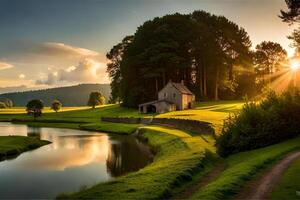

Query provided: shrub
[217,90,300,157]
[51,100,62,112]
[0,102,6,108]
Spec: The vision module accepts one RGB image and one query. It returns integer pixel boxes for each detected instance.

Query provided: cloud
[0,61,14,70]
[35,42,100,59]
[19,74,26,79]
[36,58,109,85]
[0,85,27,94]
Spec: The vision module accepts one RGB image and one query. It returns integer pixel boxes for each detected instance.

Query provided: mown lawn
[157,100,244,134]
[58,126,216,200]
[190,136,300,200]
[0,105,152,134]
[0,106,89,114]
[271,157,300,200]
[0,136,50,159]
[0,101,243,135]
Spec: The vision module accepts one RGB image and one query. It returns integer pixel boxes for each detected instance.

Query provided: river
[0,122,153,199]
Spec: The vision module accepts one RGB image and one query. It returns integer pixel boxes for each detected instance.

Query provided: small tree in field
[87,92,105,108]
[51,100,62,112]
[26,99,44,119]
[0,102,6,109]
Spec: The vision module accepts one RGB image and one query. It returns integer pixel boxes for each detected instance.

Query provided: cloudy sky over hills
[0,0,295,93]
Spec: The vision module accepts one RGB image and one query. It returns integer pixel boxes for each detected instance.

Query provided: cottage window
[164,93,167,98]
[173,93,176,99]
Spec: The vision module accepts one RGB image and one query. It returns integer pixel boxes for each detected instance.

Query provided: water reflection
[0,122,153,199]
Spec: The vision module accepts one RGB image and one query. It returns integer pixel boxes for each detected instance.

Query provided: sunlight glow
[290,61,300,71]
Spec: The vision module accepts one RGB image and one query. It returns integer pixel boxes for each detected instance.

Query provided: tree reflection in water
[106,136,154,177]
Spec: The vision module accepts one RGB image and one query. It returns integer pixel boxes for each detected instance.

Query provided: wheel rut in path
[171,163,226,200]
[235,151,300,200]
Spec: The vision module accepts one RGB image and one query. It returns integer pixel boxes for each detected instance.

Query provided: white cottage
[139,80,195,113]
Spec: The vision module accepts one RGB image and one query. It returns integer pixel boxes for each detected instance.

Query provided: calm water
[0,122,153,199]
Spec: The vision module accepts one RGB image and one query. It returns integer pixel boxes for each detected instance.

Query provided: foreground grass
[191,136,300,200]
[271,157,300,200]
[58,126,216,200]
[0,136,50,160]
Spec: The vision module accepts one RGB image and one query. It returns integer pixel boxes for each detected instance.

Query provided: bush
[0,98,13,108]
[0,102,6,108]
[217,90,300,157]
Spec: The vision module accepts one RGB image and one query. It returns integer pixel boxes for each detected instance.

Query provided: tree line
[0,84,110,107]
[106,10,291,108]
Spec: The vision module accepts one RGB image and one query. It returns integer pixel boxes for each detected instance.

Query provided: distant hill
[0,84,111,106]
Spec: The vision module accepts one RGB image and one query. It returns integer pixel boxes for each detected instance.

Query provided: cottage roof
[170,82,194,95]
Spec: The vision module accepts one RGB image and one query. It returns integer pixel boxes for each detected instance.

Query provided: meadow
[0,100,299,199]
[0,136,50,160]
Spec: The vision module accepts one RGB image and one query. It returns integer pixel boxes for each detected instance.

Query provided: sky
[0,0,296,93]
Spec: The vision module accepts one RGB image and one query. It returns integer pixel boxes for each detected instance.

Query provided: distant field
[0,106,89,114]
[0,101,245,132]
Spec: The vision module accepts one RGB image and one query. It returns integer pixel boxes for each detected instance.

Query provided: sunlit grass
[157,100,244,134]
[0,106,90,114]
[58,125,216,199]
[271,157,300,200]
[0,136,50,159]
[191,136,300,200]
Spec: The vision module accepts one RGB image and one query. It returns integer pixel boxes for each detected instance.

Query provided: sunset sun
[1,0,300,200]
[290,60,300,71]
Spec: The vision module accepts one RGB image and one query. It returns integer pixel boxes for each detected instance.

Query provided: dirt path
[235,151,300,200]
[171,163,226,200]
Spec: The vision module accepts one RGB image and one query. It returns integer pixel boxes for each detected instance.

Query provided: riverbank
[0,136,50,161]
[8,101,300,200]
[57,126,217,199]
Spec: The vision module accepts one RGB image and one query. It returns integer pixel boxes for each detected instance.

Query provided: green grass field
[3,100,300,200]
[58,125,216,199]
[190,136,300,200]
[271,157,300,200]
[0,101,243,135]
[157,101,244,134]
[0,136,50,159]
[0,106,89,114]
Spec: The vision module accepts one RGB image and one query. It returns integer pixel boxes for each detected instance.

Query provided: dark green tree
[108,11,253,107]
[280,0,300,23]
[107,36,134,103]
[51,100,62,112]
[254,41,287,79]
[288,27,300,55]
[26,99,44,119]
[88,92,105,108]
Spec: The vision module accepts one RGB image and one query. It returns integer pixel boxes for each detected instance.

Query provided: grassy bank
[190,136,300,200]
[157,101,244,134]
[58,126,216,199]
[0,136,50,160]
[0,105,150,134]
[271,157,300,200]
[0,101,243,135]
